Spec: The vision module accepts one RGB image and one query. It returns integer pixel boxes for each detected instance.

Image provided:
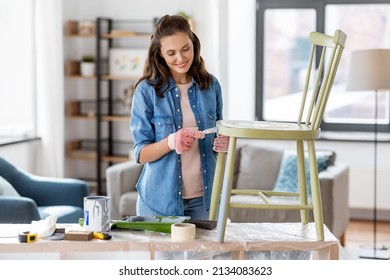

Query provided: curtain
[34,0,64,177]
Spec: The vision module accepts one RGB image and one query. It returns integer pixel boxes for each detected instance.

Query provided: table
[0,222,340,260]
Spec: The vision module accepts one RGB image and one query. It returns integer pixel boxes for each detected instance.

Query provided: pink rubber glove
[213,134,230,153]
[167,128,204,154]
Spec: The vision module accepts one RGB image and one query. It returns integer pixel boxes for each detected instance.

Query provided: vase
[80,62,95,76]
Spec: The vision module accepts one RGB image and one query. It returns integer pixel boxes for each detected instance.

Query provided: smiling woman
[130,15,227,220]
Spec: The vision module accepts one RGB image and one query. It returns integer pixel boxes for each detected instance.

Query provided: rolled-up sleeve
[130,83,155,163]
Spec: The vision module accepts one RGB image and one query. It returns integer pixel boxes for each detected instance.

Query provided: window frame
[256,0,390,133]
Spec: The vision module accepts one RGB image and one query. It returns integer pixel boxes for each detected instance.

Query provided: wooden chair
[209,29,347,242]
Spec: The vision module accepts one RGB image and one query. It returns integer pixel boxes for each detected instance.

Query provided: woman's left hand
[213,134,230,153]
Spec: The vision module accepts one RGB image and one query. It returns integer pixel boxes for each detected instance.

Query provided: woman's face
[160,32,194,83]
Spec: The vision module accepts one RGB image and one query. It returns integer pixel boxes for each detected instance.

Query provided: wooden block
[64,230,93,241]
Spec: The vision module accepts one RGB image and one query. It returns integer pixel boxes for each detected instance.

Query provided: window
[256,0,390,132]
[0,1,36,143]
[262,8,316,121]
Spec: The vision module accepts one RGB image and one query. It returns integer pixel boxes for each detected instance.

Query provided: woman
[130,15,228,220]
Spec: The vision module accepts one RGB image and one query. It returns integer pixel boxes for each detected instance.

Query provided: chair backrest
[298,29,347,129]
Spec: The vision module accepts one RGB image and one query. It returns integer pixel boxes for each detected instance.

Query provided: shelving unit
[64,20,98,194]
[64,18,153,195]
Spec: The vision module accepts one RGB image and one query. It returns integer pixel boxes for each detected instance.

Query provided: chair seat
[218,120,320,140]
[38,205,84,223]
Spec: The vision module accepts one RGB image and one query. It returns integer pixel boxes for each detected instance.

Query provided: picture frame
[109,48,147,77]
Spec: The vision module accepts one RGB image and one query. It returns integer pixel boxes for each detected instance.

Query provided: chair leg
[216,136,237,242]
[297,140,309,224]
[308,140,324,241]
[209,152,227,221]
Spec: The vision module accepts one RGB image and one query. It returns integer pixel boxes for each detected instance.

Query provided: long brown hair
[136,15,212,97]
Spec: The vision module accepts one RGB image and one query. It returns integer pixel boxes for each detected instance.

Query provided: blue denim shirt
[130,76,223,216]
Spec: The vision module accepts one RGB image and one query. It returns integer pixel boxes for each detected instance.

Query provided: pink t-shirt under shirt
[176,82,203,199]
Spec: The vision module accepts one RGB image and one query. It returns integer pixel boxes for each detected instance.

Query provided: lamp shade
[346,49,390,91]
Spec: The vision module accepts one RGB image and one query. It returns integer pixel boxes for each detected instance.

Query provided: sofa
[0,157,89,223]
[106,143,349,245]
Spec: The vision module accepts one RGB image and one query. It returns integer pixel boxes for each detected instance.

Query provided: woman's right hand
[167,128,204,154]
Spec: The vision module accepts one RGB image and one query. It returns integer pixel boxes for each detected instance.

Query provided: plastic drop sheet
[146,222,342,260]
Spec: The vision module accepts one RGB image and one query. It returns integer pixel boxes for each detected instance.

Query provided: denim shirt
[130,76,223,216]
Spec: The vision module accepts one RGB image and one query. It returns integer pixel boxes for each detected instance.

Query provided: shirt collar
[167,76,199,90]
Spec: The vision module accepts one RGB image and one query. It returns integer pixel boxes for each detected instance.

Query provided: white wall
[226,0,256,120]
[333,140,390,217]
[0,141,41,172]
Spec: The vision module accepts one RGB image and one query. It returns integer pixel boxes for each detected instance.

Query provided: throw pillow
[0,175,20,196]
[273,151,331,198]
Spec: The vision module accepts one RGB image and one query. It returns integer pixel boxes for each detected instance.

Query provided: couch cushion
[0,196,41,223]
[273,151,334,197]
[235,145,284,190]
[119,192,138,217]
[0,175,20,196]
[38,205,84,223]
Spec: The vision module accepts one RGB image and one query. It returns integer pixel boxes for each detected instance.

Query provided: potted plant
[80,55,95,76]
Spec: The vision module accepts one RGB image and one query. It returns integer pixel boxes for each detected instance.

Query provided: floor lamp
[346,49,390,259]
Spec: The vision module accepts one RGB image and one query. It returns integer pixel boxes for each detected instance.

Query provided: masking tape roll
[171,223,196,241]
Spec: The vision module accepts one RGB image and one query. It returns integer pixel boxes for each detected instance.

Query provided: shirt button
[192,105,195,108]
[202,154,205,157]
[175,88,178,91]
[205,186,208,189]
[178,125,181,129]
[177,109,180,112]
[189,90,192,93]
[179,175,182,179]
[178,192,181,195]
[203,170,206,173]
[198,120,201,123]
[176,94,179,97]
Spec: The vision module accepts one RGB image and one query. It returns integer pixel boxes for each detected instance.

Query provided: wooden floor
[343,219,390,259]
[345,219,390,247]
